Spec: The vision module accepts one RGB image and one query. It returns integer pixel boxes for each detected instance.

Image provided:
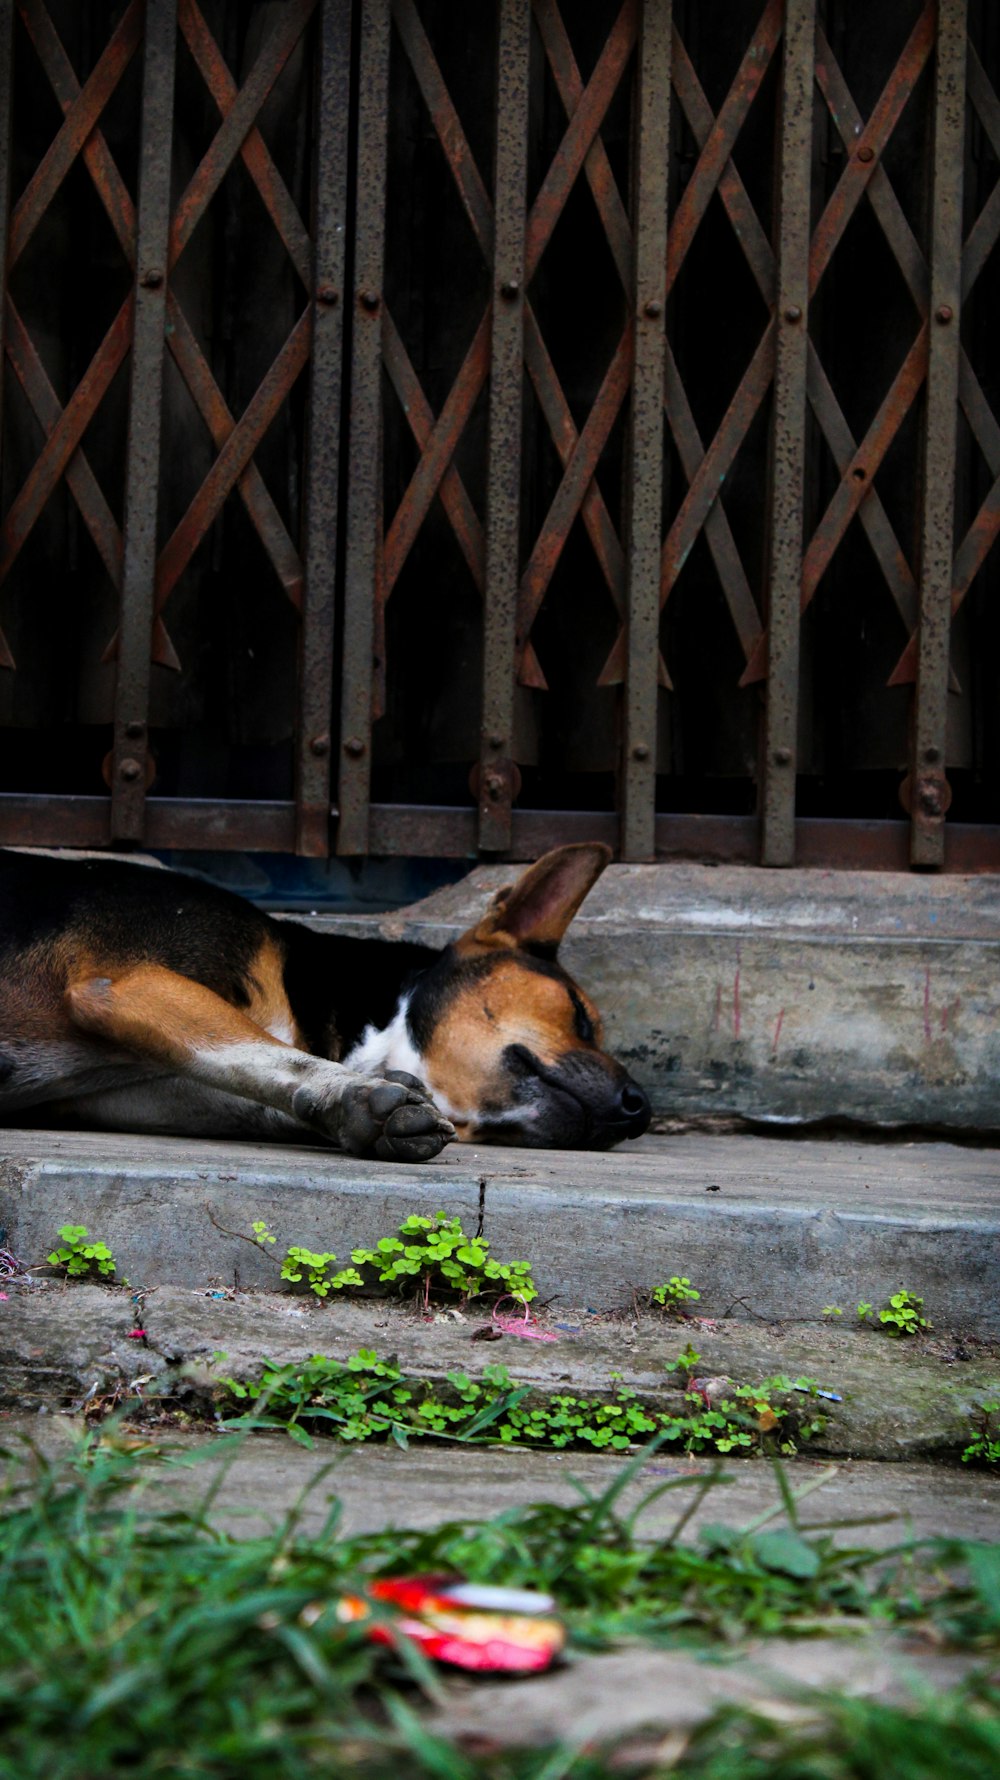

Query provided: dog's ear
[459,843,611,955]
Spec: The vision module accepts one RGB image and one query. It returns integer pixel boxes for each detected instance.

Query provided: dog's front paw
[341,1077,455,1160]
[293,1074,454,1161]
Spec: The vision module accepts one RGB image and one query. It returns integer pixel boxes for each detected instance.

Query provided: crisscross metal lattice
[0,0,350,853]
[339,0,647,853]
[0,1,998,870]
[0,0,144,669]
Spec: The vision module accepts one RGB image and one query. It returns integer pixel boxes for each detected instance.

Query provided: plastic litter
[335,1577,565,1673]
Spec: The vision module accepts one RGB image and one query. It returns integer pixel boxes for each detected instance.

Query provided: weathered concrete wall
[310,865,1000,1131]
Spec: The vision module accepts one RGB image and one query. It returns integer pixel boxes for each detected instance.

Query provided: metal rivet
[857,145,874,163]
[851,465,867,481]
[488,733,504,749]
[359,289,380,311]
[310,734,330,757]
[644,299,663,319]
[139,268,164,289]
[125,720,145,740]
[774,747,792,766]
[936,304,953,324]
[784,304,802,323]
[485,772,505,801]
[119,758,142,782]
[343,736,366,758]
[924,745,941,764]
[631,742,650,762]
[317,284,340,306]
[500,278,520,299]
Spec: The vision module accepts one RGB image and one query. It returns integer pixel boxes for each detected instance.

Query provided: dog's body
[0,843,650,1160]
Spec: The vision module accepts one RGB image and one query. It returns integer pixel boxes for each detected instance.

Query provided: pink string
[490,1295,558,1341]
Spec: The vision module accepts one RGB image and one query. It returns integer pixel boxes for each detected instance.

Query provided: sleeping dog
[0,841,650,1161]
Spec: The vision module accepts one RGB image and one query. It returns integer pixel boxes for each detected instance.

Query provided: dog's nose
[617,1080,651,1134]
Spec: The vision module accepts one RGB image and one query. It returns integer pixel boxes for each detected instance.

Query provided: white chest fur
[343,996,428,1085]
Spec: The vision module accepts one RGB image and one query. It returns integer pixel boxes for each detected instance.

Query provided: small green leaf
[752,1530,821,1579]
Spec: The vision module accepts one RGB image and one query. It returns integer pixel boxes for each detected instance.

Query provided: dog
[0,842,650,1160]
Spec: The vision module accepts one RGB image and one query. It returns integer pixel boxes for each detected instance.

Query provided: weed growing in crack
[823,1290,932,1335]
[247,1222,364,1298]
[280,1248,366,1297]
[351,1213,537,1310]
[858,1290,932,1336]
[213,1349,829,1457]
[652,1275,702,1312]
[664,1342,703,1375]
[45,1225,118,1282]
[963,1400,1000,1466]
[246,1211,536,1309]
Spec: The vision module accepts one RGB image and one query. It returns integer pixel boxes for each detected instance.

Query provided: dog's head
[401,844,651,1149]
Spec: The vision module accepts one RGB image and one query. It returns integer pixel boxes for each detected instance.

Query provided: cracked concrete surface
[3,1278,999,1462]
[2,1128,998,1326]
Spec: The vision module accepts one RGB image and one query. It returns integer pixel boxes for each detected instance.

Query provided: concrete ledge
[3,1279,999,1461]
[1,1128,998,1330]
[5,1409,1000,1547]
[3,1401,993,1750]
[307,863,1000,1129]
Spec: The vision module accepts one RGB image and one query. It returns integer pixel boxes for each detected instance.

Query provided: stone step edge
[3,1282,998,1465]
[3,1154,999,1331]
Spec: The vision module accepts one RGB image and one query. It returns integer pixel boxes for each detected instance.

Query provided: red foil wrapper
[336,1576,565,1673]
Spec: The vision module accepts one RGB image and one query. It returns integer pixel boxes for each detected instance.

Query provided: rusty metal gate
[1,0,999,869]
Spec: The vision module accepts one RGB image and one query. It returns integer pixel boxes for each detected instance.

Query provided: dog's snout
[619,1082,648,1118]
[617,1079,651,1135]
[495,1043,651,1148]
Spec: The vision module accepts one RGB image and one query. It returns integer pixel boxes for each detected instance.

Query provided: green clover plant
[652,1274,701,1311]
[47,1225,117,1281]
[217,1348,828,1457]
[962,1400,1000,1466]
[351,1212,537,1307]
[858,1289,931,1336]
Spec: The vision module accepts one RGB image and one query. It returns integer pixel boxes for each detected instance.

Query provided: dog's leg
[66,965,453,1160]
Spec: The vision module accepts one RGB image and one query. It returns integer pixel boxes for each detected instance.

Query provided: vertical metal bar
[0,0,15,559]
[337,0,390,856]
[760,0,816,866]
[478,0,530,853]
[622,0,671,862]
[110,0,178,842]
[296,0,351,858]
[910,0,967,868]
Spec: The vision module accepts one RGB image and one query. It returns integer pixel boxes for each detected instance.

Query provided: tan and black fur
[0,843,650,1160]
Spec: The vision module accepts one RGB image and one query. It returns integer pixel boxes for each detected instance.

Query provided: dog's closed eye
[569,990,595,1046]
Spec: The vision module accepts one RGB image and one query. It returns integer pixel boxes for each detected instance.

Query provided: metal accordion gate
[1,0,998,869]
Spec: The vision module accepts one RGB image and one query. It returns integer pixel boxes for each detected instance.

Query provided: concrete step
[308,861,1000,1129]
[2,1128,998,1329]
[4,1408,999,1548]
[3,1409,992,1757]
[3,1269,999,1460]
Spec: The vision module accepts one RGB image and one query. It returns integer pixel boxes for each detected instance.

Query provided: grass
[655,1684,1000,1780]
[1,1427,998,1778]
